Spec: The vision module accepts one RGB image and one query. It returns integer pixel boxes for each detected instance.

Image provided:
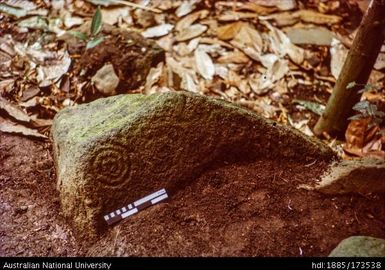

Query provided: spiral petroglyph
[90,143,131,186]
[53,91,337,240]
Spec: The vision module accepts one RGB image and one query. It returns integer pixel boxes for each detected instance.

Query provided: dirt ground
[0,133,79,256]
[1,132,384,257]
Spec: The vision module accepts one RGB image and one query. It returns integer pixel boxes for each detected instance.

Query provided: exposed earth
[1,132,384,256]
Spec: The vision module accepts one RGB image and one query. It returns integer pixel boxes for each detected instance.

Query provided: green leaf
[352,100,370,112]
[91,6,102,36]
[367,103,377,116]
[0,3,27,18]
[346,81,356,89]
[86,36,104,49]
[69,31,88,41]
[364,84,374,91]
[293,99,325,116]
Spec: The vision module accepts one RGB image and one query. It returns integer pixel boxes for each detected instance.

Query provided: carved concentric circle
[90,143,131,186]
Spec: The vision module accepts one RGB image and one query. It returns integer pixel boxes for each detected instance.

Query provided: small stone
[14,205,28,215]
[329,236,385,257]
[91,64,119,96]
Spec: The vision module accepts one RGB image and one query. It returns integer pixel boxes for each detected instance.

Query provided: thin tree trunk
[314,0,385,137]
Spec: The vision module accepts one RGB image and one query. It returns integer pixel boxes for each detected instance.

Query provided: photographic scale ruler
[103,188,169,225]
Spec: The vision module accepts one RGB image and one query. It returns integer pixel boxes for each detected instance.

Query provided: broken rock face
[301,158,385,195]
[52,91,335,240]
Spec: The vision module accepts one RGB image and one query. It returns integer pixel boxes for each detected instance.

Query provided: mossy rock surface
[52,91,335,240]
[329,236,385,257]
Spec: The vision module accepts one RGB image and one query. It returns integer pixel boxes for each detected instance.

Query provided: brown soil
[0,133,79,256]
[88,159,385,256]
[1,133,384,257]
[76,27,165,100]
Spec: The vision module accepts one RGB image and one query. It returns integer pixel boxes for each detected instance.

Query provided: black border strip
[1,257,384,270]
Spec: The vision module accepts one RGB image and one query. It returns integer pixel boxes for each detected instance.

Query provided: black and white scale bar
[104,188,168,225]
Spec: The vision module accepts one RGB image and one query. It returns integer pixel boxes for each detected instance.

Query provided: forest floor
[1,132,384,256]
[1,0,385,257]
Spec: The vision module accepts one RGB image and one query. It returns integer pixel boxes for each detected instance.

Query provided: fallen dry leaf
[216,21,244,41]
[144,62,163,94]
[264,21,304,64]
[250,0,296,10]
[0,120,47,139]
[30,117,53,128]
[217,50,250,64]
[101,6,132,26]
[288,118,314,137]
[214,64,229,80]
[167,57,198,92]
[218,11,258,22]
[156,34,174,51]
[141,23,174,38]
[3,0,38,11]
[344,134,385,159]
[345,118,372,150]
[0,37,16,56]
[248,57,289,94]
[199,37,233,49]
[330,38,348,79]
[248,74,268,95]
[175,0,197,17]
[361,136,385,159]
[21,86,40,102]
[260,12,298,27]
[133,9,155,28]
[175,24,208,42]
[181,72,199,93]
[36,50,72,87]
[297,10,342,25]
[63,15,84,28]
[0,79,14,94]
[0,97,31,123]
[261,9,341,27]
[236,2,278,15]
[194,48,215,80]
[175,10,209,32]
[0,51,12,71]
[230,23,263,61]
[258,53,279,69]
[253,96,280,118]
[374,53,385,70]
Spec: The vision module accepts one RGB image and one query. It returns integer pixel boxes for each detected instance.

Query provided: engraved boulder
[52,91,336,239]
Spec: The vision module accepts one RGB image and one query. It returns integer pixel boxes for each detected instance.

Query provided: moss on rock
[329,236,385,257]
[52,91,336,240]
